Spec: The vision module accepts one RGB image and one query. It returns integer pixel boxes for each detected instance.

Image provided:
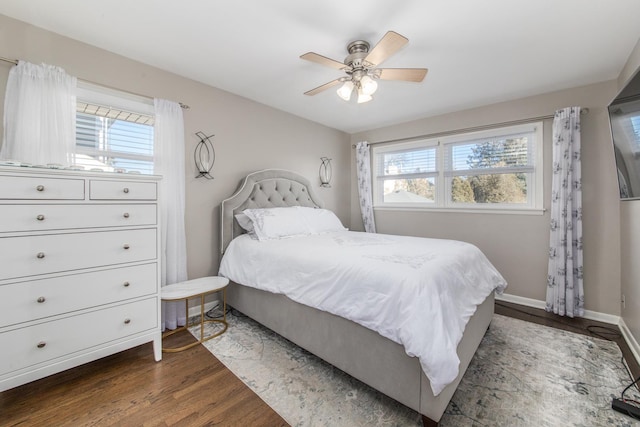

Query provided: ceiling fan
[300,31,428,103]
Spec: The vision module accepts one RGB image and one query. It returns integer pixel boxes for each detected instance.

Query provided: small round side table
[161,276,229,352]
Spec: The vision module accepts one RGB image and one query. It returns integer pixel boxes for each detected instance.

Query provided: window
[373,122,543,212]
[75,83,155,174]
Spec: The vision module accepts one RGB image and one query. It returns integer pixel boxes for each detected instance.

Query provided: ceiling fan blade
[364,31,408,67]
[304,78,343,96]
[376,68,428,82]
[300,52,347,70]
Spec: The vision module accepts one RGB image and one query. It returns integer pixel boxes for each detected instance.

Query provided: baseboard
[495,292,620,325]
[187,299,220,319]
[619,318,640,368]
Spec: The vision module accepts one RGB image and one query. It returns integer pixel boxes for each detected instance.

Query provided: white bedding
[219,231,506,395]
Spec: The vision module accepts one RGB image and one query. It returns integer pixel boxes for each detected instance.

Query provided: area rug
[193,312,640,426]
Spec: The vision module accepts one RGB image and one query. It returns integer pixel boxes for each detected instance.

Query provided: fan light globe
[357,87,373,103]
[336,81,354,101]
[360,75,378,96]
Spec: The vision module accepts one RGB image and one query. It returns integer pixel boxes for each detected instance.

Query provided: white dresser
[0,166,162,392]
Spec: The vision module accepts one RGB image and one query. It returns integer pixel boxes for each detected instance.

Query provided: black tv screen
[609,69,640,199]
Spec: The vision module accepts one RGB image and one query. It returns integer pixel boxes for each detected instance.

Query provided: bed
[218,169,506,426]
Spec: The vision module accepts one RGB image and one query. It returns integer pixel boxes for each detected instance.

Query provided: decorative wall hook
[319,157,332,187]
[194,131,215,179]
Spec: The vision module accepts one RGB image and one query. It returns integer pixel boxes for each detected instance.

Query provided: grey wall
[0,14,351,279]
[350,81,621,316]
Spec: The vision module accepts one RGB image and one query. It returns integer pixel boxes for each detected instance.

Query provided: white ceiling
[1,0,640,133]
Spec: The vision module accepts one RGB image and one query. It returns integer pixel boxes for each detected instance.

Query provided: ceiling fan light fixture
[357,87,373,104]
[360,75,378,96]
[302,31,426,102]
[336,80,354,101]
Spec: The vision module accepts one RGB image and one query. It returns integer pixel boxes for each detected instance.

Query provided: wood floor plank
[0,331,288,427]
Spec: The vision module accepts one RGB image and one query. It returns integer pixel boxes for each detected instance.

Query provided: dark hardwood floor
[2,303,637,426]
[0,330,288,427]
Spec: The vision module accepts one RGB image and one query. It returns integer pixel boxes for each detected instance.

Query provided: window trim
[372,122,544,214]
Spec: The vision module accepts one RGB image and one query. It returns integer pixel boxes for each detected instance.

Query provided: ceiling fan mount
[300,31,428,103]
[345,40,370,66]
[344,41,371,82]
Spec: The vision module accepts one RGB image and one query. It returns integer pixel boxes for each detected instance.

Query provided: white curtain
[154,98,188,330]
[546,106,584,317]
[1,61,76,166]
[355,141,376,233]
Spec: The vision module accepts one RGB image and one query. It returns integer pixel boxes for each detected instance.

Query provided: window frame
[75,82,155,174]
[372,122,544,214]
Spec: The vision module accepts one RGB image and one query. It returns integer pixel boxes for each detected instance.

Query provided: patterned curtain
[355,141,376,233]
[546,106,584,317]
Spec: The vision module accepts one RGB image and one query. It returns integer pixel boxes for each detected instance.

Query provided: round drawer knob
[37,341,46,349]
[36,185,45,192]
[123,212,130,219]
[123,281,130,287]
[124,318,131,325]
[123,244,130,250]
[123,188,130,194]
[36,252,45,259]
[36,214,45,221]
[37,296,46,303]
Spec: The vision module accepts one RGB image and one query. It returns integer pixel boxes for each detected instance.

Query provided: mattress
[219,230,506,395]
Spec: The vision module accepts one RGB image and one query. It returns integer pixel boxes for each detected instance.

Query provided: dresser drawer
[0,229,157,280]
[0,297,158,376]
[0,204,157,233]
[90,180,157,200]
[0,263,158,327]
[0,176,84,200]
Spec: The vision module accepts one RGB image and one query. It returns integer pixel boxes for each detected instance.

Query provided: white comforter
[219,231,506,395]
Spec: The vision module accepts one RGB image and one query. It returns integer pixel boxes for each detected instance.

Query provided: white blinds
[443,130,535,177]
[75,111,154,173]
[376,145,437,179]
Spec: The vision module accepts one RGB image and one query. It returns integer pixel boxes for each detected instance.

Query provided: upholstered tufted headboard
[220,169,324,254]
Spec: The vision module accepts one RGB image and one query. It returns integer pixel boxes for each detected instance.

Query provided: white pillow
[243,207,311,241]
[297,207,347,233]
[234,213,257,238]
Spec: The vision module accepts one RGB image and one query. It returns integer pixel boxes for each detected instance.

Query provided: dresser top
[0,164,162,181]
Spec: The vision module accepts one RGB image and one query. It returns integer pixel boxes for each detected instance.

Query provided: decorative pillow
[243,207,312,241]
[297,207,347,233]
[234,213,257,238]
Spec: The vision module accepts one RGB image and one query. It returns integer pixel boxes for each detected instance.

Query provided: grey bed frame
[219,169,494,426]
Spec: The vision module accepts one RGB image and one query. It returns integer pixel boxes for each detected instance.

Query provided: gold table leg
[161,288,228,353]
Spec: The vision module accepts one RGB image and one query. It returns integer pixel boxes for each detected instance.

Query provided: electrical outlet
[622,294,626,309]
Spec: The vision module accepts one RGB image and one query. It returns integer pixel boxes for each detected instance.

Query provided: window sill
[374,206,546,216]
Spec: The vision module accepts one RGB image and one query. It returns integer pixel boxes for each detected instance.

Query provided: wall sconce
[194,131,215,179]
[319,157,332,188]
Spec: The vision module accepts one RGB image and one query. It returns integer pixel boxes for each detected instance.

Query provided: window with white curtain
[373,122,543,212]
[75,82,155,174]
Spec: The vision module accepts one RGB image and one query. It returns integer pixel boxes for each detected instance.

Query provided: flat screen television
[609,69,640,199]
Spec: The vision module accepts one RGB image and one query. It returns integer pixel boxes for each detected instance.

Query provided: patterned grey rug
[193,312,640,426]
